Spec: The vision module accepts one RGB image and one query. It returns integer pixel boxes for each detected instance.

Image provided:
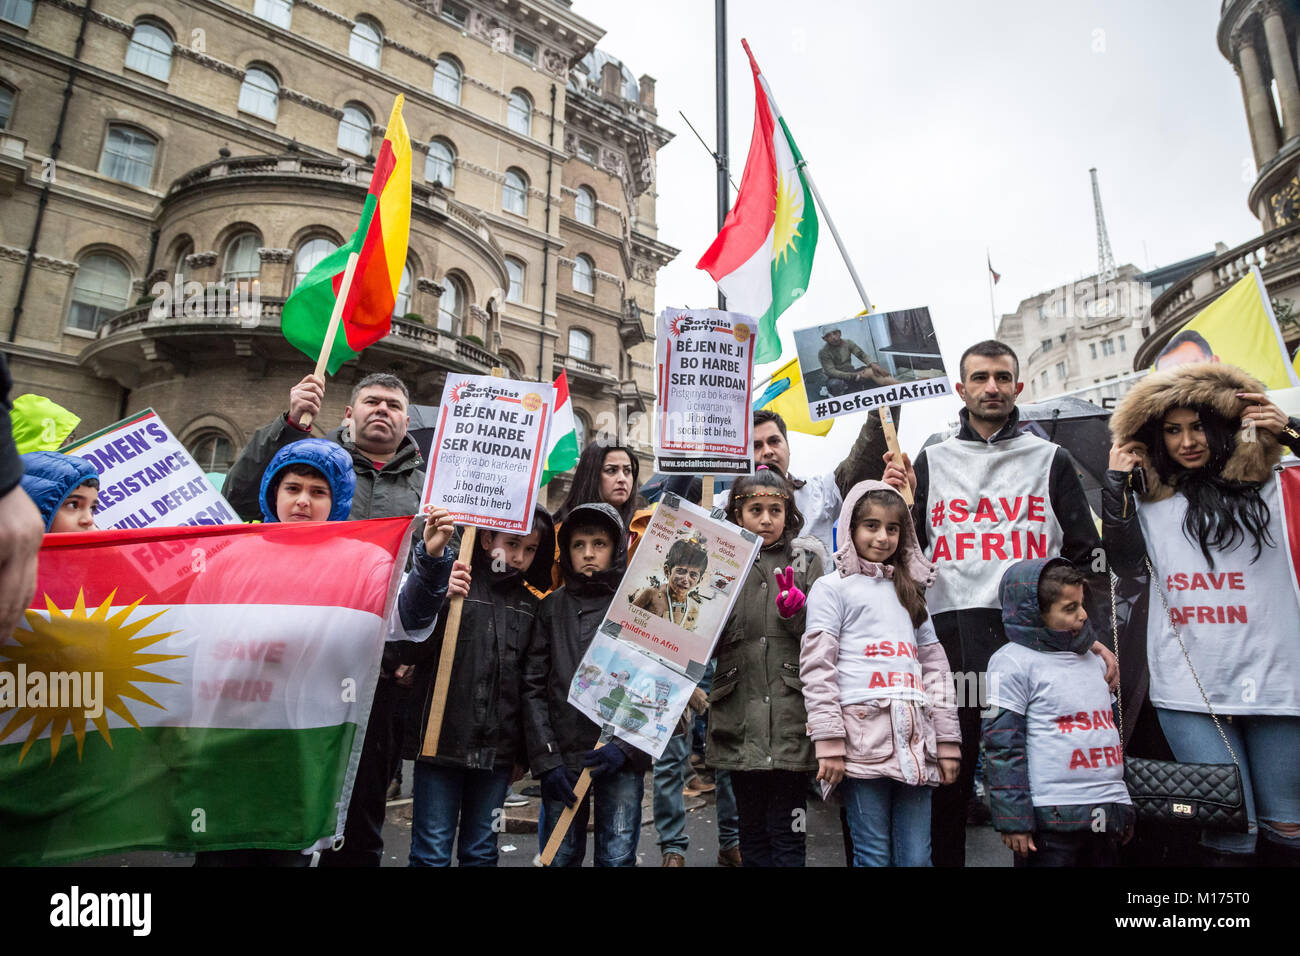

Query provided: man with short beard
[883,340,1115,867]
[225,371,425,866]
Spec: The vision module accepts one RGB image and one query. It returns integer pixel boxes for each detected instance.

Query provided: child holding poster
[799,481,961,867]
[710,466,824,867]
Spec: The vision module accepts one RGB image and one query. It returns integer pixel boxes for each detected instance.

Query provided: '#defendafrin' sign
[61,409,237,530]
[420,374,554,535]
[654,308,756,475]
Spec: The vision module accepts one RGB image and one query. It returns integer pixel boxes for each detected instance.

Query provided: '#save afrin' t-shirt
[986,643,1130,808]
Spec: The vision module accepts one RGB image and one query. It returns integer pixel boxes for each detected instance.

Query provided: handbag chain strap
[1109,558,1239,767]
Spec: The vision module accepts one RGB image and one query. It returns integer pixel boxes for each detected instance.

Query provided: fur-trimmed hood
[1108,362,1282,502]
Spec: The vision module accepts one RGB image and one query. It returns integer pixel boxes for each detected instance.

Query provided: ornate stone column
[1235,28,1281,166]
[1261,0,1300,142]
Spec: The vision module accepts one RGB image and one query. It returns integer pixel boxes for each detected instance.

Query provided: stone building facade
[0,0,675,503]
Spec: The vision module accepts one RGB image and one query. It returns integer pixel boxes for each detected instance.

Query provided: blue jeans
[409,763,512,867]
[653,731,739,855]
[541,767,643,867]
[1157,709,1300,855]
[841,777,933,867]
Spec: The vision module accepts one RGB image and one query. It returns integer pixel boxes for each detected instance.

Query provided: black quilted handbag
[1109,563,1248,833]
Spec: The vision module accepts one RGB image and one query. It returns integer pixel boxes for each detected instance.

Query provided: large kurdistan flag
[0,517,417,864]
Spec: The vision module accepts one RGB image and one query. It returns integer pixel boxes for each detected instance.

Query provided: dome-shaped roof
[570,48,638,102]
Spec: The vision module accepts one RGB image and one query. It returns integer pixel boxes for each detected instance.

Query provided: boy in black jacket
[402,504,555,867]
[522,502,649,867]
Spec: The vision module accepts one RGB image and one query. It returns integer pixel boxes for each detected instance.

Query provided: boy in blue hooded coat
[20,451,100,533]
[982,557,1135,867]
[196,439,456,865]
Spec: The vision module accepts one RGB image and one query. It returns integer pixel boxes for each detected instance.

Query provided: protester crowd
[4,334,1299,868]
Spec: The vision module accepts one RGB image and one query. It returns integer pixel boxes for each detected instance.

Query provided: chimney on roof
[601,61,621,100]
[638,74,656,112]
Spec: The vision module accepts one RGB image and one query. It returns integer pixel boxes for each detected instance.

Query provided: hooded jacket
[1103,362,1300,724]
[800,480,960,786]
[522,503,649,774]
[20,451,100,531]
[402,506,555,771]
[258,438,356,522]
[0,355,22,498]
[982,558,1133,835]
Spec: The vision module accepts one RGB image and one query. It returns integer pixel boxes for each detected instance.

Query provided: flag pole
[715,0,729,311]
[987,249,998,338]
[298,250,360,430]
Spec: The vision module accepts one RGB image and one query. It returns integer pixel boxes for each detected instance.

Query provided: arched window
[573,254,594,295]
[338,103,372,156]
[98,125,157,187]
[67,253,130,332]
[349,17,382,68]
[392,263,412,318]
[425,138,455,187]
[188,431,235,474]
[575,186,595,226]
[507,89,531,136]
[0,85,12,129]
[294,237,338,288]
[0,0,33,28]
[505,257,525,303]
[222,232,261,281]
[253,0,292,29]
[503,168,527,216]
[238,66,279,122]
[433,56,461,104]
[125,21,173,82]
[438,274,464,333]
[568,328,592,362]
[171,236,193,284]
[573,411,588,450]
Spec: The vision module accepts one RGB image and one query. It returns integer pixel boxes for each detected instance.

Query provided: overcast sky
[572,0,1260,464]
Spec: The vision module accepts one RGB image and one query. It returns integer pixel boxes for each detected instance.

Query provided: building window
[503,168,527,216]
[392,263,412,318]
[253,0,292,29]
[1039,371,1048,390]
[425,138,455,187]
[125,21,173,82]
[441,0,468,27]
[349,17,382,69]
[188,431,235,474]
[513,35,537,63]
[0,85,12,129]
[569,328,592,362]
[438,274,464,333]
[576,186,595,225]
[67,254,130,333]
[505,257,524,303]
[1119,334,1126,352]
[573,411,588,450]
[1055,361,1067,380]
[238,66,279,122]
[1040,338,1052,353]
[507,90,532,136]
[433,56,461,104]
[0,0,33,28]
[573,254,594,295]
[98,125,157,188]
[1089,343,1097,360]
[338,104,372,156]
[293,237,338,288]
[171,237,193,284]
[222,232,261,281]
[577,140,596,164]
[1101,338,1115,356]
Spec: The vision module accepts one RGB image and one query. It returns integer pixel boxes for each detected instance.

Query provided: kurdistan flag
[0,517,417,864]
[697,39,818,365]
[541,370,580,486]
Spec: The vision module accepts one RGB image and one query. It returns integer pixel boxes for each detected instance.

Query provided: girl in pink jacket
[799,480,961,866]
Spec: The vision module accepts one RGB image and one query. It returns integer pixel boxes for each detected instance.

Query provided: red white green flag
[0,517,416,864]
[541,370,580,486]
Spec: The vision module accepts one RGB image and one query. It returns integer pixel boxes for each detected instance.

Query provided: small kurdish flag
[541,370,580,486]
[697,40,818,365]
[281,95,413,375]
[0,517,417,864]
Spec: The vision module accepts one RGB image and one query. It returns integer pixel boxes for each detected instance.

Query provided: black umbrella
[406,403,440,462]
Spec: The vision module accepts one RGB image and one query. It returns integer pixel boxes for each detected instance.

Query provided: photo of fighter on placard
[628,533,709,631]
[793,307,947,403]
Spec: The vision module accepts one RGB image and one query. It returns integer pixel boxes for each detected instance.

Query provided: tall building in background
[0,0,675,502]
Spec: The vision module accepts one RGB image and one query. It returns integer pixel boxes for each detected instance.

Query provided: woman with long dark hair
[549,440,650,591]
[1103,362,1300,865]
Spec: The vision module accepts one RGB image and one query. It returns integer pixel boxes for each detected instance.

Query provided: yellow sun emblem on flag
[772,170,805,266]
[0,590,182,764]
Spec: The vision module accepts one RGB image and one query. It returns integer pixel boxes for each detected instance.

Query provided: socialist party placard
[61,408,237,530]
[654,308,756,475]
[420,374,554,535]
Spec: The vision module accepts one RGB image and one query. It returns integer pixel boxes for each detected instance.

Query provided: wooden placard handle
[701,475,714,510]
[878,406,913,507]
[536,743,602,867]
[297,250,360,431]
[419,526,477,757]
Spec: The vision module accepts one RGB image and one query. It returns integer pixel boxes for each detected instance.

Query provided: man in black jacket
[224,371,424,866]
